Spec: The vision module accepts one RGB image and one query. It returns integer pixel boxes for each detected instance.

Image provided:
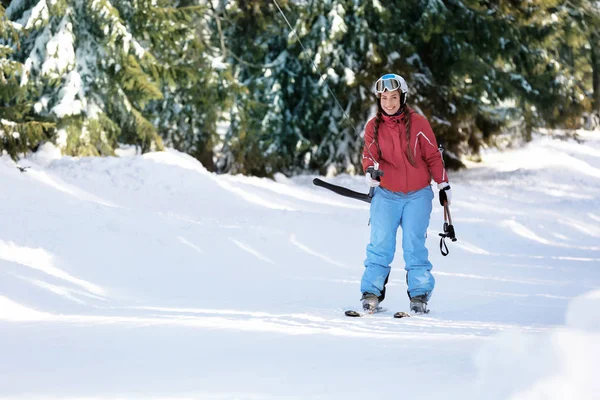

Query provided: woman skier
[360,73,451,314]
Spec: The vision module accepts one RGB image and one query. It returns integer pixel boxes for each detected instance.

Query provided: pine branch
[0,120,55,161]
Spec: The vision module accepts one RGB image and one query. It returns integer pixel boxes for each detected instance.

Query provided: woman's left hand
[438,182,452,206]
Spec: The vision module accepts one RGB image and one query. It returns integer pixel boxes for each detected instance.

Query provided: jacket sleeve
[417,117,448,184]
[362,119,380,173]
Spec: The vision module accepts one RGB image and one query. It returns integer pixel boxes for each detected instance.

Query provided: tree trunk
[591,32,600,116]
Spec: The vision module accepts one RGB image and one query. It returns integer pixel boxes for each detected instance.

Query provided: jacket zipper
[398,120,409,192]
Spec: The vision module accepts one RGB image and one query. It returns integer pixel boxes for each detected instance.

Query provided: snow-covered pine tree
[528,1,590,129]
[560,0,600,129]
[213,0,293,176]
[144,0,229,171]
[0,3,54,160]
[375,1,584,163]
[496,0,591,133]
[5,0,177,156]
[296,0,386,176]
[217,0,383,176]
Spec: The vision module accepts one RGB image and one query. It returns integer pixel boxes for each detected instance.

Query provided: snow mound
[475,290,600,400]
[566,290,600,332]
[27,141,62,167]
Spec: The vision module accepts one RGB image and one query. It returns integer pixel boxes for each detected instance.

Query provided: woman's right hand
[365,171,381,187]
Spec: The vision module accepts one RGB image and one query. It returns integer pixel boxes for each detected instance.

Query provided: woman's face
[380,90,401,115]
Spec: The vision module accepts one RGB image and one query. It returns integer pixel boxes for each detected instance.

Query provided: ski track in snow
[0,295,552,340]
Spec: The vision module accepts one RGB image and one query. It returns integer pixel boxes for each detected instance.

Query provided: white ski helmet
[374,73,408,105]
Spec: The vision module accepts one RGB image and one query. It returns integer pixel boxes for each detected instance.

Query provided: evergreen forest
[1,0,599,175]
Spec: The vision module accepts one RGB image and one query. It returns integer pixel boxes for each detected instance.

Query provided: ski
[344,307,387,317]
[345,310,428,318]
[394,310,430,318]
[393,311,411,318]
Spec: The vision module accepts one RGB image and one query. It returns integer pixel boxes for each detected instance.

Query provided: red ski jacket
[362,111,448,193]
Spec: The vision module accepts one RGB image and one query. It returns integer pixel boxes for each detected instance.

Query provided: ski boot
[361,292,380,313]
[409,295,429,314]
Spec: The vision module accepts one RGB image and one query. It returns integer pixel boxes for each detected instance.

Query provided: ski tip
[345,310,361,317]
[393,311,411,318]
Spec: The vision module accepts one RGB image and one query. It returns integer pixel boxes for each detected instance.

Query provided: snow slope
[1,131,599,399]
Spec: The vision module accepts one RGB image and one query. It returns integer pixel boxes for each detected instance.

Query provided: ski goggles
[375,74,407,94]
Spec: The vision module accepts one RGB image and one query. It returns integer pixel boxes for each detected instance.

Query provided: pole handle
[366,166,384,199]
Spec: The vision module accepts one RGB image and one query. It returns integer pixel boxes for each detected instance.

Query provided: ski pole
[312,178,372,203]
[438,202,457,256]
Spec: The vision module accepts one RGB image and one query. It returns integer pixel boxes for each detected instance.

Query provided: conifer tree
[0,3,53,160]
[508,0,589,131]
[5,0,173,156]
[213,0,292,176]
[144,0,229,171]
[566,0,600,128]
[296,0,386,175]
[367,1,584,163]
[216,0,384,176]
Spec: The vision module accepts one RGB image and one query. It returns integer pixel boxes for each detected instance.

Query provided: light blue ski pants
[361,186,435,301]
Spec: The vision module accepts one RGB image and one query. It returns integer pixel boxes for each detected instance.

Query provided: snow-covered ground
[1,131,599,399]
